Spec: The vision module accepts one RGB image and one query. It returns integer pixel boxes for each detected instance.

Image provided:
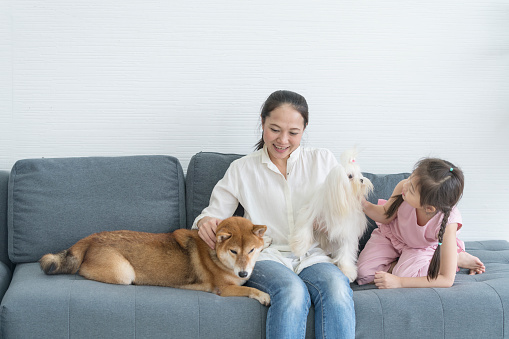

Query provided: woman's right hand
[197,216,223,249]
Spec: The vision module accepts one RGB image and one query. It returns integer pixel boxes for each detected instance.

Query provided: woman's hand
[197,217,223,249]
[374,271,402,289]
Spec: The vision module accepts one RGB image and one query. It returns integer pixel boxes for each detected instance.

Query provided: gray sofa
[1,153,508,339]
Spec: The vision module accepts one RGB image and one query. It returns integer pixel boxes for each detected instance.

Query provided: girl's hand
[374,271,402,289]
[361,197,369,210]
[197,217,223,249]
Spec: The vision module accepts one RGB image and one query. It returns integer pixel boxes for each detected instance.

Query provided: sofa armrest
[0,170,12,271]
[0,261,12,302]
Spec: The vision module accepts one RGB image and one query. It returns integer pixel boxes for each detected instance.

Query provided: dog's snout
[238,271,248,278]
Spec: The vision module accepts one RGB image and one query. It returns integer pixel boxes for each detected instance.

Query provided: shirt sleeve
[323,148,339,169]
[191,160,242,229]
[448,206,463,230]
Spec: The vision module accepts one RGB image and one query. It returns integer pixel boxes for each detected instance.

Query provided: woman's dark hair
[384,158,465,281]
[254,90,309,150]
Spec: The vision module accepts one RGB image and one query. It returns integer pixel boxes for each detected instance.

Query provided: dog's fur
[40,216,270,305]
[290,149,373,282]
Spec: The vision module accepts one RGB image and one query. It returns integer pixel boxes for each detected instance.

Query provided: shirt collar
[261,144,301,166]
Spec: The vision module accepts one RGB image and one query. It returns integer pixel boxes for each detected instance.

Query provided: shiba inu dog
[40,216,270,305]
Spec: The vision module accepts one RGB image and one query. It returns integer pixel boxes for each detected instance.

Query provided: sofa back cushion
[360,172,410,251]
[185,151,409,251]
[185,152,243,228]
[8,155,186,263]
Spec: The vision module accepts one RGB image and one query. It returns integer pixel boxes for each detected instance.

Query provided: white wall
[1,1,508,241]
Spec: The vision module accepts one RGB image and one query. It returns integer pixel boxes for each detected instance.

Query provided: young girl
[356,158,485,289]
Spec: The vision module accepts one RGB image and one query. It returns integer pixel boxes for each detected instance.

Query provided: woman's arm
[374,223,458,288]
[362,179,405,224]
[192,162,242,249]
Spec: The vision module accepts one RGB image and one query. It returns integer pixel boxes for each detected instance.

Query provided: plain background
[1,1,508,241]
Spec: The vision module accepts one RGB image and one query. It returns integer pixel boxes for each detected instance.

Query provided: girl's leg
[356,229,399,285]
[392,248,434,277]
[456,239,485,274]
[244,260,310,339]
[458,251,485,274]
[299,262,355,339]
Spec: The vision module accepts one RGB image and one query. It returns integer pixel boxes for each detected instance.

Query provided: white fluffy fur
[290,149,373,282]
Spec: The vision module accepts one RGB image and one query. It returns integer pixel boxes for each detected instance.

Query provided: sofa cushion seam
[371,290,385,338]
[480,280,505,337]
[430,288,445,338]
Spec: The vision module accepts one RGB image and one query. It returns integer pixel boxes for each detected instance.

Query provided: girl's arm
[362,179,405,224]
[374,222,458,288]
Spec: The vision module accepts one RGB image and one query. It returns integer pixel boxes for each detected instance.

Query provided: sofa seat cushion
[352,240,509,339]
[8,156,186,263]
[2,240,507,339]
[0,263,270,339]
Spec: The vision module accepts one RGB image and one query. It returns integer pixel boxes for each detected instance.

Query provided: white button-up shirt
[192,145,339,273]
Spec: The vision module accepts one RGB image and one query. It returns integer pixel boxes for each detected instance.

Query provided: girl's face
[262,104,305,163]
[401,175,422,209]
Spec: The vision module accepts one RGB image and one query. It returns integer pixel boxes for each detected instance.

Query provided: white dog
[290,149,373,282]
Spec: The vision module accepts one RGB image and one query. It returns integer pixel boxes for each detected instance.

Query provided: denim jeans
[245,260,355,339]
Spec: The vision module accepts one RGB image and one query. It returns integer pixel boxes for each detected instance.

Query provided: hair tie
[438,242,442,246]
[449,168,453,172]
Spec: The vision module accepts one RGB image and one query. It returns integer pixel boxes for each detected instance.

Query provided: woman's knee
[273,274,310,310]
[246,261,310,309]
[300,263,353,302]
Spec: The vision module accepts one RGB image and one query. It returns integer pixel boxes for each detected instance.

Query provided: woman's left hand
[374,271,402,289]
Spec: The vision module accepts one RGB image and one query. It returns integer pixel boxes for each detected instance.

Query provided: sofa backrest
[361,172,410,250]
[185,152,244,228]
[8,156,186,264]
[185,151,409,251]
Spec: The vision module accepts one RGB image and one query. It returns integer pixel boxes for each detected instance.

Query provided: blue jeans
[245,260,355,339]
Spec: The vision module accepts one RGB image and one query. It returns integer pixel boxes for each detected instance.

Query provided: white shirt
[192,145,339,273]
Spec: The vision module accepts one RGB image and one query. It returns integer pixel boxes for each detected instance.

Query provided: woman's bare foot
[458,251,485,275]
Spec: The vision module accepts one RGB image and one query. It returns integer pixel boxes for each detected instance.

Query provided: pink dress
[356,200,464,285]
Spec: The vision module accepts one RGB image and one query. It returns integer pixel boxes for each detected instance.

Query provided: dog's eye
[348,174,353,179]
[230,249,237,255]
[248,248,254,254]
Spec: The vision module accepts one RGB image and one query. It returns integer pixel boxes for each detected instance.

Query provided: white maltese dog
[290,149,373,282]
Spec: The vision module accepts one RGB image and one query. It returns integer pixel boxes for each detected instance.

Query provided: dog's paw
[290,236,311,257]
[251,290,271,306]
[263,236,273,250]
[339,264,358,283]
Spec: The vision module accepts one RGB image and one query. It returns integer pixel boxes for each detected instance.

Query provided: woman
[193,90,355,339]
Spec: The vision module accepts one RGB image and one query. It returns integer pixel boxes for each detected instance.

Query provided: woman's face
[262,104,306,163]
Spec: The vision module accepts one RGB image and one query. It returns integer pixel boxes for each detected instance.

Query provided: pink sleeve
[448,206,463,231]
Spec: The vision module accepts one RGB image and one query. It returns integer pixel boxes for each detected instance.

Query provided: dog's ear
[252,225,267,238]
[216,231,232,243]
[325,165,354,216]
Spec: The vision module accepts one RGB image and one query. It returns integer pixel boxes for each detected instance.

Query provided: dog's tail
[39,239,90,275]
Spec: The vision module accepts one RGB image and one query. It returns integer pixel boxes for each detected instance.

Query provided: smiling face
[401,175,422,209]
[262,104,306,164]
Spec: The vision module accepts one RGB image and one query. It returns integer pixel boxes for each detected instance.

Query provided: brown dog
[39,216,270,305]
